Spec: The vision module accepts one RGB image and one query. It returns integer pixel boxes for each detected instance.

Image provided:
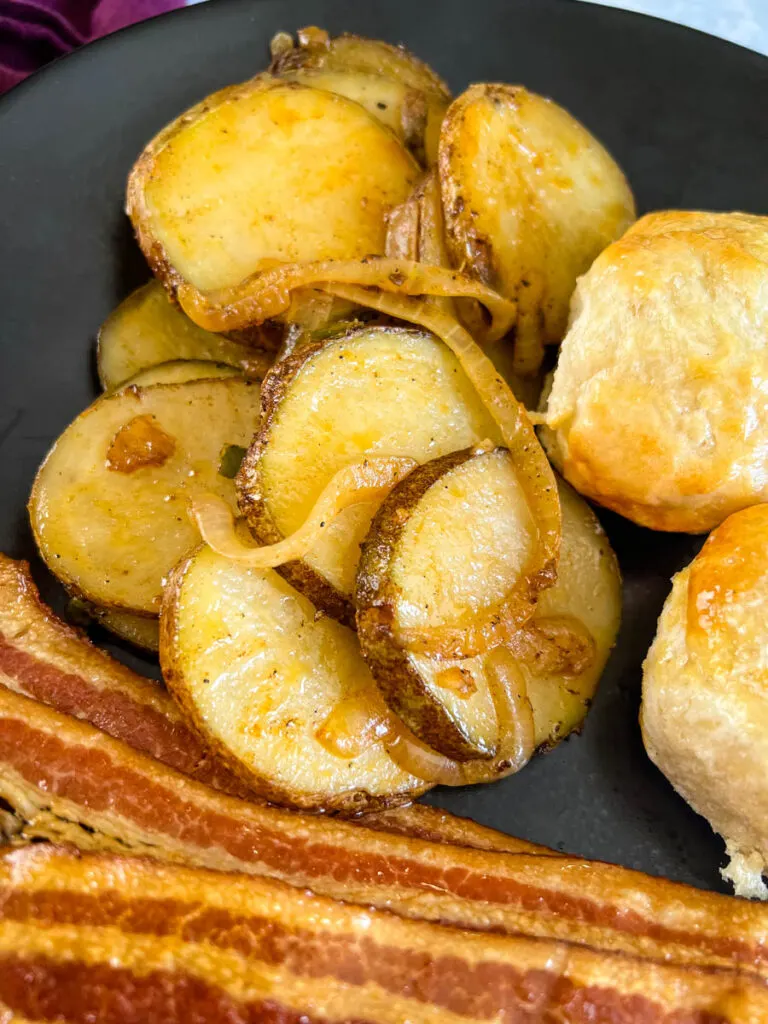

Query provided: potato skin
[269,32,450,167]
[270,32,451,100]
[237,338,357,627]
[97,281,275,392]
[30,378,260,615]
[237,322,495,625]
[356,447,491,760]
[127,77,272,302]
[439,83,635,373]
[128,76,418,321]
[161,547,427,815]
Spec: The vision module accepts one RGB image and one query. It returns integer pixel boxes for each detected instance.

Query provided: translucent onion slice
[315,686,466,785]
[415,168,487,335]
[387,646,535,785]
[385,194,420,261]
[328,283,561,659]
[316,645,535,786]
[176,257,516,345]
[383,724,466,786]
[315,694,393,761]
[190,456,418,568]
[481,644,535,776]
[416,169,449,268]
[506,615,596,678]
[284,288,336,330]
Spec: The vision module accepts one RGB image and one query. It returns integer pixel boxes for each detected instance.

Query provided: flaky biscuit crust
[545,210,768,533]
[642,504,768,896]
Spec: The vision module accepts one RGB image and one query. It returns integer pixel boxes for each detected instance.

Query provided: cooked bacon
[361,803,553,855]
[0,844,765,1024]
[0,685,766,978]
[0,555,550,856]
[0,555,252,798]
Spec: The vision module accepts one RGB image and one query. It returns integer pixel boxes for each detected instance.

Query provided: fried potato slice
[440,84,635,374]
[30,378,260,615]
[270,29,450,166]
[161,544,426,812]
[270,28,450,99]
[124,359,242,388]
[128,78,419,300]
[357,451,621,758]
[89,606,160,652]
[237,325,500,624]
[97,281,268,390]
[276,67,447,167]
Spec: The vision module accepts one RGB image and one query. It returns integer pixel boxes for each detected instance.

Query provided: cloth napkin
[0,0,182,94]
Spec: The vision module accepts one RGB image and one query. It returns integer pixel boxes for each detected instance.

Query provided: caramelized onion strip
[176,257,516,344]
[324,283,561,659]
[415,167,487,335]
[317,646,534,787]
[190,456,417,567]
[385,195,420,261]
[483,644,535,775]
[507,615,596,678]
[389,647,535,786]
[284,288,336,330]
[383,724,467,786]
[315,695,393,761]
[416,169,450,268]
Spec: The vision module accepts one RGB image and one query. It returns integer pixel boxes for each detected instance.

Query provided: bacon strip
[0,844,765,1024]
[0,555,251,799]
[0,556,546,856]
[361,803,554,855]
[0,685,766,977]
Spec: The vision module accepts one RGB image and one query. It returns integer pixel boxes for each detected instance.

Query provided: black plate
[1,0,766,894]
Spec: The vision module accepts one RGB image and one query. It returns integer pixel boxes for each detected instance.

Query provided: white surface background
[576,0,768,54]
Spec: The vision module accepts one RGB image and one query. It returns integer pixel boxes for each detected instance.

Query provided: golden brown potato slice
[128,78,419,300]
[271,29,449,166]
[161,544,426,812]
[270,28,450,99]
[440,84,635,374]
[90,606,160,652]
[238,324,500,624]
[277,68,447,168]
[123,359,242,388]
[30,377,260,615]
[97,281,268,390]
[357,450,621,759]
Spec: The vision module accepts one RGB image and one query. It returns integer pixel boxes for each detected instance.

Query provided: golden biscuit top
[641,504,768,897]
[545,210,768,533]
[686,504,768,683]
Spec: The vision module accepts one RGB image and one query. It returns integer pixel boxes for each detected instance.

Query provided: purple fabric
[0,0,181,94]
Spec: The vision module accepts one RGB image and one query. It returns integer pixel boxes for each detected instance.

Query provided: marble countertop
[576,0,768,55]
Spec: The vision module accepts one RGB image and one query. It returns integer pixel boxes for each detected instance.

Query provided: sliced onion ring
[325,283,561,659]
[506,615,596,678]
[383,724,466,786]
[190,456,417,567]
[385,194,420,261]
[415,168,489,336]
[416,169,449,268]
[315,694,393,761]
[388,645,534,785]
[284,288,336,330]
[481,644,536,777]
[176,257,516,345]
[317,643,535,786]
